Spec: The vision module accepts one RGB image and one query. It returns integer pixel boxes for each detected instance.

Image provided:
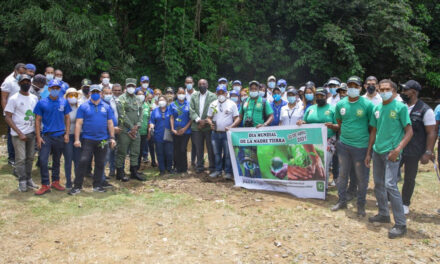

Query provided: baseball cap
[18,74,32,82]
[48,79,62,88]
[216,85,227,93]
[249,80,260,87]
[267,75,276,82]
[166,87,174,94]
[81,78,92,87]
[218,77,227,83]
[402,80,421,91]
[140,76,150,83]
[327,79,341,86]
[346,76,362,86]
[286,88,297,95]
[277,79,287,87]
[90,84,102,92]
[337,83,348,92]
[229,90,239,96]
[315,87,327,96]
[126,78,137,87]
[33,74,46,85]
[25,63,36,71]
[232,80,242,85]
[299,86,306,92]
[305,81,315,88]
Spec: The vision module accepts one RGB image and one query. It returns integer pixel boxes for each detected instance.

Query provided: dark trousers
[7,126,15,161]
[139,135,148,166]
[63,134,81,188]
[139,135,156,166]
[400,154,421,206]
[155,141,173,172]
[39,134,64,185]
[331,149,339,180]
[74,139,108,188]
[192,130,215,172]
[191,138,196,165]
[173,134,191,173]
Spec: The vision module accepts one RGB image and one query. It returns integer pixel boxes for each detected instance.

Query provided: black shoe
[93,186,107,193]
[347,192,356,201]
[357,205,366,217]
[130,166,146,181]
[109,171,116,178]
[159,171,166,176]
[368,214,391,223]
[102,181,114,189]
[331,202,347,211]
[151,161,157,168]
[388,225,407,239]
[116,168,129,182]
[68,187,81,196]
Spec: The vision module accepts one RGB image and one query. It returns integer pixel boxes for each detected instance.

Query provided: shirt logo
[356,109,364,117]
[256,103,262,108]
[340,108,346,116]
[389,110,397,119]
[324,110,330,115]
[101,106,106,113]
[58,104,64,112]
[309,109,314,115]
[375,110,380,119]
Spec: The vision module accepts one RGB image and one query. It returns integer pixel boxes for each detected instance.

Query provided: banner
[227,124,327,199]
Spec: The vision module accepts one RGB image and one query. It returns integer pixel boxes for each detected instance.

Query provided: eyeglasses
[67,93,78,98]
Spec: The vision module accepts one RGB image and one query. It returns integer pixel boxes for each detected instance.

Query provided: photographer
[229,80,273,128]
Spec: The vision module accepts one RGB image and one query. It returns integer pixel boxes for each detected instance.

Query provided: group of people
[2,63,439,239]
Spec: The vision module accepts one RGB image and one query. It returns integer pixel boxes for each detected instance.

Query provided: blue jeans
[211,132,232,173]
[39,134,65,186]
[373,151,406,225]
[155,141,173,172]
[336,141,369,206]
[64,134,80,188]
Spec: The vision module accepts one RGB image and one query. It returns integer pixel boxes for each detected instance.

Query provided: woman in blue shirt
[149,95,173,175]
[270,87,287,126]
[170,87,192,173]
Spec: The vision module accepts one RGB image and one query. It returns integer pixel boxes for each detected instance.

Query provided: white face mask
[158,100,167,108]
[177,94,186,101]
[67,97,77,105]
[186,84,193,90]
[127,87,135,94]
[142,83,149,89]
[136,95,145,102]
[102,78,110,85]
[55,76,62,82]
[46,74,54,81]
[218,95,226,103]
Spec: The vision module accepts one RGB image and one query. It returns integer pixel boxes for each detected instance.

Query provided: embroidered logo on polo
[375,110,380,119]
[356,109,364,117]
[324,110,330,115]
[340,108,346,115]
[389,110,397,119]
[101,106,106,113]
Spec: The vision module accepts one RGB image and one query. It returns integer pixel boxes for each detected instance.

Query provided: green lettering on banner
[231,128,323,146]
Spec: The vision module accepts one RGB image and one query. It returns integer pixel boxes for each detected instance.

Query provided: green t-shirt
[304,104,337,138]
[139,102,151,135]
[239,97,274,126]
[335,96,373,148]
[370,99,411,154]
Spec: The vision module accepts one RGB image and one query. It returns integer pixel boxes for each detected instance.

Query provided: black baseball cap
[315,87,327,96]
[305,81,315,89]
[346,76,362,86]
[402,80,421,91]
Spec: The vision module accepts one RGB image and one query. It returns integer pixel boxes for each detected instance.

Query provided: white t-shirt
[207,99,239,131]
[4,93,38,136]
[1,72,20,101]
[186,90,195,102]
[407,104,436,126]
[280,103,304,126]
[99,83,113,89]
[327,94,340,106]
[363,93,382,106]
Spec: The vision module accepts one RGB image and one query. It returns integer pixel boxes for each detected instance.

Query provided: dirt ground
[1,149,440,263]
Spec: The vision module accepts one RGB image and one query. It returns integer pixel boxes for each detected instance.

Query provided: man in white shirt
[4,74,39,192]
[327,78,341,106]
[184,76,196,167]
[207,85,239,179]
[362,76,382,106]
[99,72,113,89]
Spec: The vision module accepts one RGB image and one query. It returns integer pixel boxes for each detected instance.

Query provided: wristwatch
[425,150,433,155]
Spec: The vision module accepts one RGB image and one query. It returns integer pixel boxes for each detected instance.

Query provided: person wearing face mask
[277,79,287,101]
[269,86,287,126]
[298,88,339,188]
[136,87,150,168]
[229,90,240,108]
[78,78,92,105]
[152,89,163,109]
[326,77,342,186]
[337,83,348,99]
[189,79,217,174]
[230,81,274,128]
[279,88,303,126]
[29,74,47,99]
[240,89,248,104]
[115,78,146,182]
[39,66,55,99]
[267,75,276,96]
[99,72,113,89]
[54,69,63,82]
[362,76,382,106]
[185,76,195,102]
[25,64,36,78]
[232,80,242,96]
[33,79,72,195]
[149,95,174,175]
[165,87,175,105]
[206,85,239,179]
[143,92,157,167]
[101,87,119,185]
[68,85,116,195]
[63,88,82,189]
[365,79,413,238]
[303,84,316,112]
[218,77,228,91]
[170,87,192,174]
[4,74,39,192]
[399,80,436,215]
[139,76,153,95]
[332,76,374,217]
[327,78,342,107]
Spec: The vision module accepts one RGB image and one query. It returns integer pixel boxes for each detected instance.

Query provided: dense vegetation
[1,0,439,94]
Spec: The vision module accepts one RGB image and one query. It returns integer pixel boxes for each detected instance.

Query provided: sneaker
[368,214,391,223]
[224,173,233,180]
[102,181,114,189]
[8,159,15,167]
[68,187,81,196]
[357,205,366,217]
[18,181,27,192]
[93,186,107,193]
[403,205,409,215]
[388,225,407,239]
[26,179,39,190]
[209,171,222,178]
[51,181,65,191]
[331,202,347,211]
[35,185,51,195]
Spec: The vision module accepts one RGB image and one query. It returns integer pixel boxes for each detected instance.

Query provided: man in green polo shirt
[229,80,274,128]
[365,79,412,239]
[332,76,374,217]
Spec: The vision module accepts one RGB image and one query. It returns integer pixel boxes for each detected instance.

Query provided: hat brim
[346,81,361,86]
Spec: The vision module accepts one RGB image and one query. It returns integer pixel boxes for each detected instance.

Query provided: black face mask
[20,83,31,93]
[199,85,207,94]
[400,92,410,104]
[367,85,376,95]
[316,98,326,107]
[82,86,90,95]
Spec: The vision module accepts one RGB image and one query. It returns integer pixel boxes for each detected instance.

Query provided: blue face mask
[186,84,193,90]
[231,97,238,103]
[250,91,259,98]
[273,94,281,102]
[330,88,337,95]
[305,94,314,101]
[287,96,297,104]
[380,91,393,101]
[279,87,286,93]
[259,91,265,97]
[49,89,60,98]
[268,81,276,89]
[91,93,101,101]
[347,88,360,98]
[233,86,241,93]
[103,94,113,102]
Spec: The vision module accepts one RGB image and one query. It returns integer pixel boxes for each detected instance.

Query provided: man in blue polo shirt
[69,85,116,195]
[34,79,71,195]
